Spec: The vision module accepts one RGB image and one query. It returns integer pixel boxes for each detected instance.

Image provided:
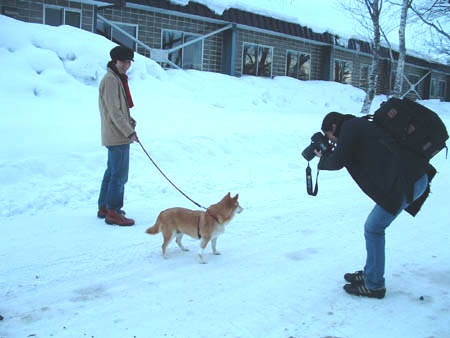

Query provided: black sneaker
[343,283,386,299]
[344,270,364,285]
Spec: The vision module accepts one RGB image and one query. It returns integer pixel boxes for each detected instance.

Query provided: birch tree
[392,0,413,98]
[341,0,384,114]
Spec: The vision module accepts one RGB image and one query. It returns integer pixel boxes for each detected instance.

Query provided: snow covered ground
[1,15,450,338]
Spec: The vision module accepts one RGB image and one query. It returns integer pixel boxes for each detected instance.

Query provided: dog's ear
[233,194,239,200]
[226,192,231,198]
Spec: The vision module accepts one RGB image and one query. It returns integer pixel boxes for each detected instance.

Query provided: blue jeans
[363,174,428,290]
[98,144,130,212]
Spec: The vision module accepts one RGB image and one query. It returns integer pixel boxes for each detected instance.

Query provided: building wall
[333,48,373,88]
[234,27,324,80]
[0,0,94,31]
[97,5,224,73]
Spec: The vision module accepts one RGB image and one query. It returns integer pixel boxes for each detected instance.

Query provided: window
[334,59,352,84]
[65,11,81,28]
[112,23,138,51]
[286,51,311,80]
[243,42,273,77]
[96,19,138,51]
[430,79,446,99]
[360,64,370,90]
[162,30,203,70]
[44,6,81,28]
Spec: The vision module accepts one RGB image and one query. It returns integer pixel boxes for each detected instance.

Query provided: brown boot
[98,206,126,218]
[97,205,107,218]
[105,209,135,226]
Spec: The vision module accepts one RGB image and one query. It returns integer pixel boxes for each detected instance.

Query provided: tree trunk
[361,0,382,115]
[392,0,411,98]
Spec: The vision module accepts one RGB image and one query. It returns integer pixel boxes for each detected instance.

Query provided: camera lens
[302,143,316,161]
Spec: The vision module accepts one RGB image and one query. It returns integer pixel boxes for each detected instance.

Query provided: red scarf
[121,74,134,109]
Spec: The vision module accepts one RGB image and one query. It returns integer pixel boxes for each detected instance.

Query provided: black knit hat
[110,46,134,61]
[321,112,356,137]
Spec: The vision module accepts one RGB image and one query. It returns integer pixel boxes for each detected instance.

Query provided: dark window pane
[65,11,81,28]
[298,54,310,80]
[45,7,62,26]
[96,19,111,39]
[334,60,341,82]
[163,30,183,68]
[112,24,137,50]
[334,60,352,84]
[257,46,272,77]
[430,80,437,96]
[360,64,369,90]
[343,61,352,84]
[286,51,298,78]
[243,44,257,76]
[183,34,202,70]
[439,81,446,97]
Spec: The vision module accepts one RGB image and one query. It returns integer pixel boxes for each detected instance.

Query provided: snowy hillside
[1,15,450,338]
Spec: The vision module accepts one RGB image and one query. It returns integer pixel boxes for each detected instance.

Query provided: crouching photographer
[306,111,435,299]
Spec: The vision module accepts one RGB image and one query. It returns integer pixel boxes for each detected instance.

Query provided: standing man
[315,112,435,299]
[97,46,138,226]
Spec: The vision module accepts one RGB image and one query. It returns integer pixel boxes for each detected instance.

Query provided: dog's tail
[145,222,160,235]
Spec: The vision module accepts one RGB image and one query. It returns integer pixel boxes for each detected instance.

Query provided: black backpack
[372,97,448,161]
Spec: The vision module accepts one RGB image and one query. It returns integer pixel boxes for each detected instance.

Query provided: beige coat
[99,68,135,146]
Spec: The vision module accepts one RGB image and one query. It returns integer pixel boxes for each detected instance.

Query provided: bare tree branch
[410,3,450,40]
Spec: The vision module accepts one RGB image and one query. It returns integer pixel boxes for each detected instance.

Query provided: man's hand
[129,132,139,143]
[314,149,322,158]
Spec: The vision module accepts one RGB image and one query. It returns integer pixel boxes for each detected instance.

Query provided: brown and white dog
[146,193,243,263]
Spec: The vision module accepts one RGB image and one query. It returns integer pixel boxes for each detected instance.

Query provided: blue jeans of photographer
[98,144,129,212]
[363,174,428,290]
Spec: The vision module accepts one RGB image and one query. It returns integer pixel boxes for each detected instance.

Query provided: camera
[301,132,333,161]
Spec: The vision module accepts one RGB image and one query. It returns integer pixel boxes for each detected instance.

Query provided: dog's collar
[197,210,221,239]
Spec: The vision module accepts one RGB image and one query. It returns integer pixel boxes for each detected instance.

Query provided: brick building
[1,0,449,101]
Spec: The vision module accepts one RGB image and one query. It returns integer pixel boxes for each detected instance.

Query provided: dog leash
[137,139,208,210]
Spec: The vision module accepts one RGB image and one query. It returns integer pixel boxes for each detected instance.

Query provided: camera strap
[306,163,320,196]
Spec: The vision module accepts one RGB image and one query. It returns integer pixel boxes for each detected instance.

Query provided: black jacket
[318,117,434,216]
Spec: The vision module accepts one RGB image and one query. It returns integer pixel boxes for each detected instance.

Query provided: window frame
[161,29,204,71]
[43,5,82,28]
[286,50,311,81]
[242,42,273,78]
[110,21,139,51]
[359,63,370,90]
[333,58,353,84]
[430,78,447,99]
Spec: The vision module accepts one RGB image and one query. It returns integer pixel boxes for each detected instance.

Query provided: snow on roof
[170,0,368,40]
[169,0,449,65]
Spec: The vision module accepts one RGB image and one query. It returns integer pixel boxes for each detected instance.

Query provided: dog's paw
[213,251,221,255]
[181,248,189,252]
[198,255,208,264]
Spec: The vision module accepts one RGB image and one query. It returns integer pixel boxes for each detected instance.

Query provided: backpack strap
[362,114,374,121]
